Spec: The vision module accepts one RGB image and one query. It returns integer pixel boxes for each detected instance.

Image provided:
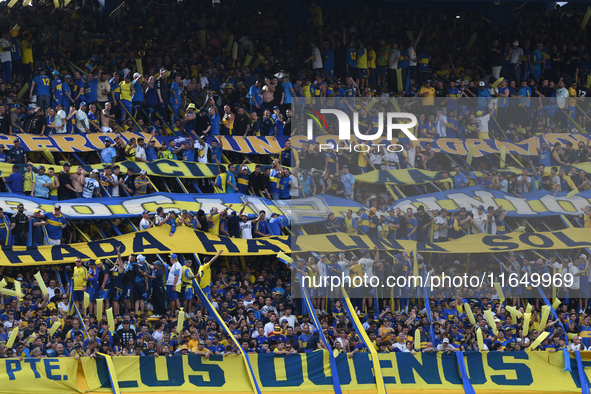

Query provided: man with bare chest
[71,166,86,197]
[100,102,114,133]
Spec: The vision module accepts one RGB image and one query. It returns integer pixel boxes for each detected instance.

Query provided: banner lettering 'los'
[388,185,591,217]
[0,192,361,225]
[1,351,589,393]
[2,226,590,266]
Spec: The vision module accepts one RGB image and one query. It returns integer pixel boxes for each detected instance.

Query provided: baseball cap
[494,318,501,323]
[478,205,485,210]
[157,207,163,213]
[54,205,61,210]
[26,163,32,167]
[52,70,59,76]
[273,106,280,109]
[241,166,248,171]
[13,138,19,143]
[479,81,485,87]
[33,209,42,213]
[79,102,87,108]
[171,253,178,259]
[37,165,45,171]
[65,74,71,79]
[469,171,476,178]
[133,72,140,78]
[91,169,99,174]
[476,110,483,116]
[442,338,449,343]
[160,68,167,73]
[395,254,403,260]
[181,209,188,214]
[137,255,146,263]
[142,210,149,215]
[139,169,147,175]
[188,103,196,109]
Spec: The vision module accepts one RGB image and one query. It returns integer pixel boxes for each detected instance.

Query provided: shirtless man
[71,166,86,196]
[100,102,115,133]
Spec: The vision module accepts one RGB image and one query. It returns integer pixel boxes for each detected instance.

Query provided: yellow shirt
[198,263,212,289]
[207,212,221,235]
[350,264,364,287]
[568,87,577,106]
[21,40,33,64]
[73,266,88,291]
[585,215,591,228]
[49,175,58,196]
[125,144,136,161]
[419,86,435,106]
[356,48,367,69]
[368,50,376,69]
[119,81,133,102]
[23,171,35,192]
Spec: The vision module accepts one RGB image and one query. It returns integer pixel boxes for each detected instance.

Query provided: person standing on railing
[156,68,170,121]
[131,73,144,119]
[0,207,11,246]
[171,74,182,123]
[42,205,66,245]
[119,74,133,123]
[30,209,46,247]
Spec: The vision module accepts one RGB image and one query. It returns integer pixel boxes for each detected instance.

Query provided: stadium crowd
[0,0,589,361]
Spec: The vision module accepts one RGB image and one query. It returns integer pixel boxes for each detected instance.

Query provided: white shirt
[240,220,252,239]
[76,111,89,132]
[407,46,417,66]
[111,174,120,197]
[392,342,409,352]
[359,257,374,277]
[311,47,323,69]
[435,216,448,239]
[516,175,531,194]
[55,109,67,134]
[388,48,400,69]
[561,263,580,290]
[135,145,146,162]
[140,218,151,231]
[0,38,11,62]
[194,141,211,163]
[475,114,490,136]
[509,47,523,64]
[289,174,300,197]
[472,210,487,233]
[82,178,99,198]
[556,87,569,109]
[152,330,164,342]
[264,322,276,336]
[384,152,399,170]
[279,314,297,329]
[569,343,587,351]
[47,287,56,299]
[435,115,447,137]
[166,261,183,286]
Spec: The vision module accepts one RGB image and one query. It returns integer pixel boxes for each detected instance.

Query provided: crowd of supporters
[0,0,589,360]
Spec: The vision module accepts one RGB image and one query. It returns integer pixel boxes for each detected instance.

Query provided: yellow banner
[0,160,265,179]
[4,351,588,393]
[1,226,590,266]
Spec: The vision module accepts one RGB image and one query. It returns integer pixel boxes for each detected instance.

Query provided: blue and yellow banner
[3,351,591,393]
[389,185,591,217]
[7,132,591,157]
[2,225,591,266]
[0,192,362,225]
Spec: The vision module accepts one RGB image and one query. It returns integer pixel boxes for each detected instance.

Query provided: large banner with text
[0,351,589,393]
